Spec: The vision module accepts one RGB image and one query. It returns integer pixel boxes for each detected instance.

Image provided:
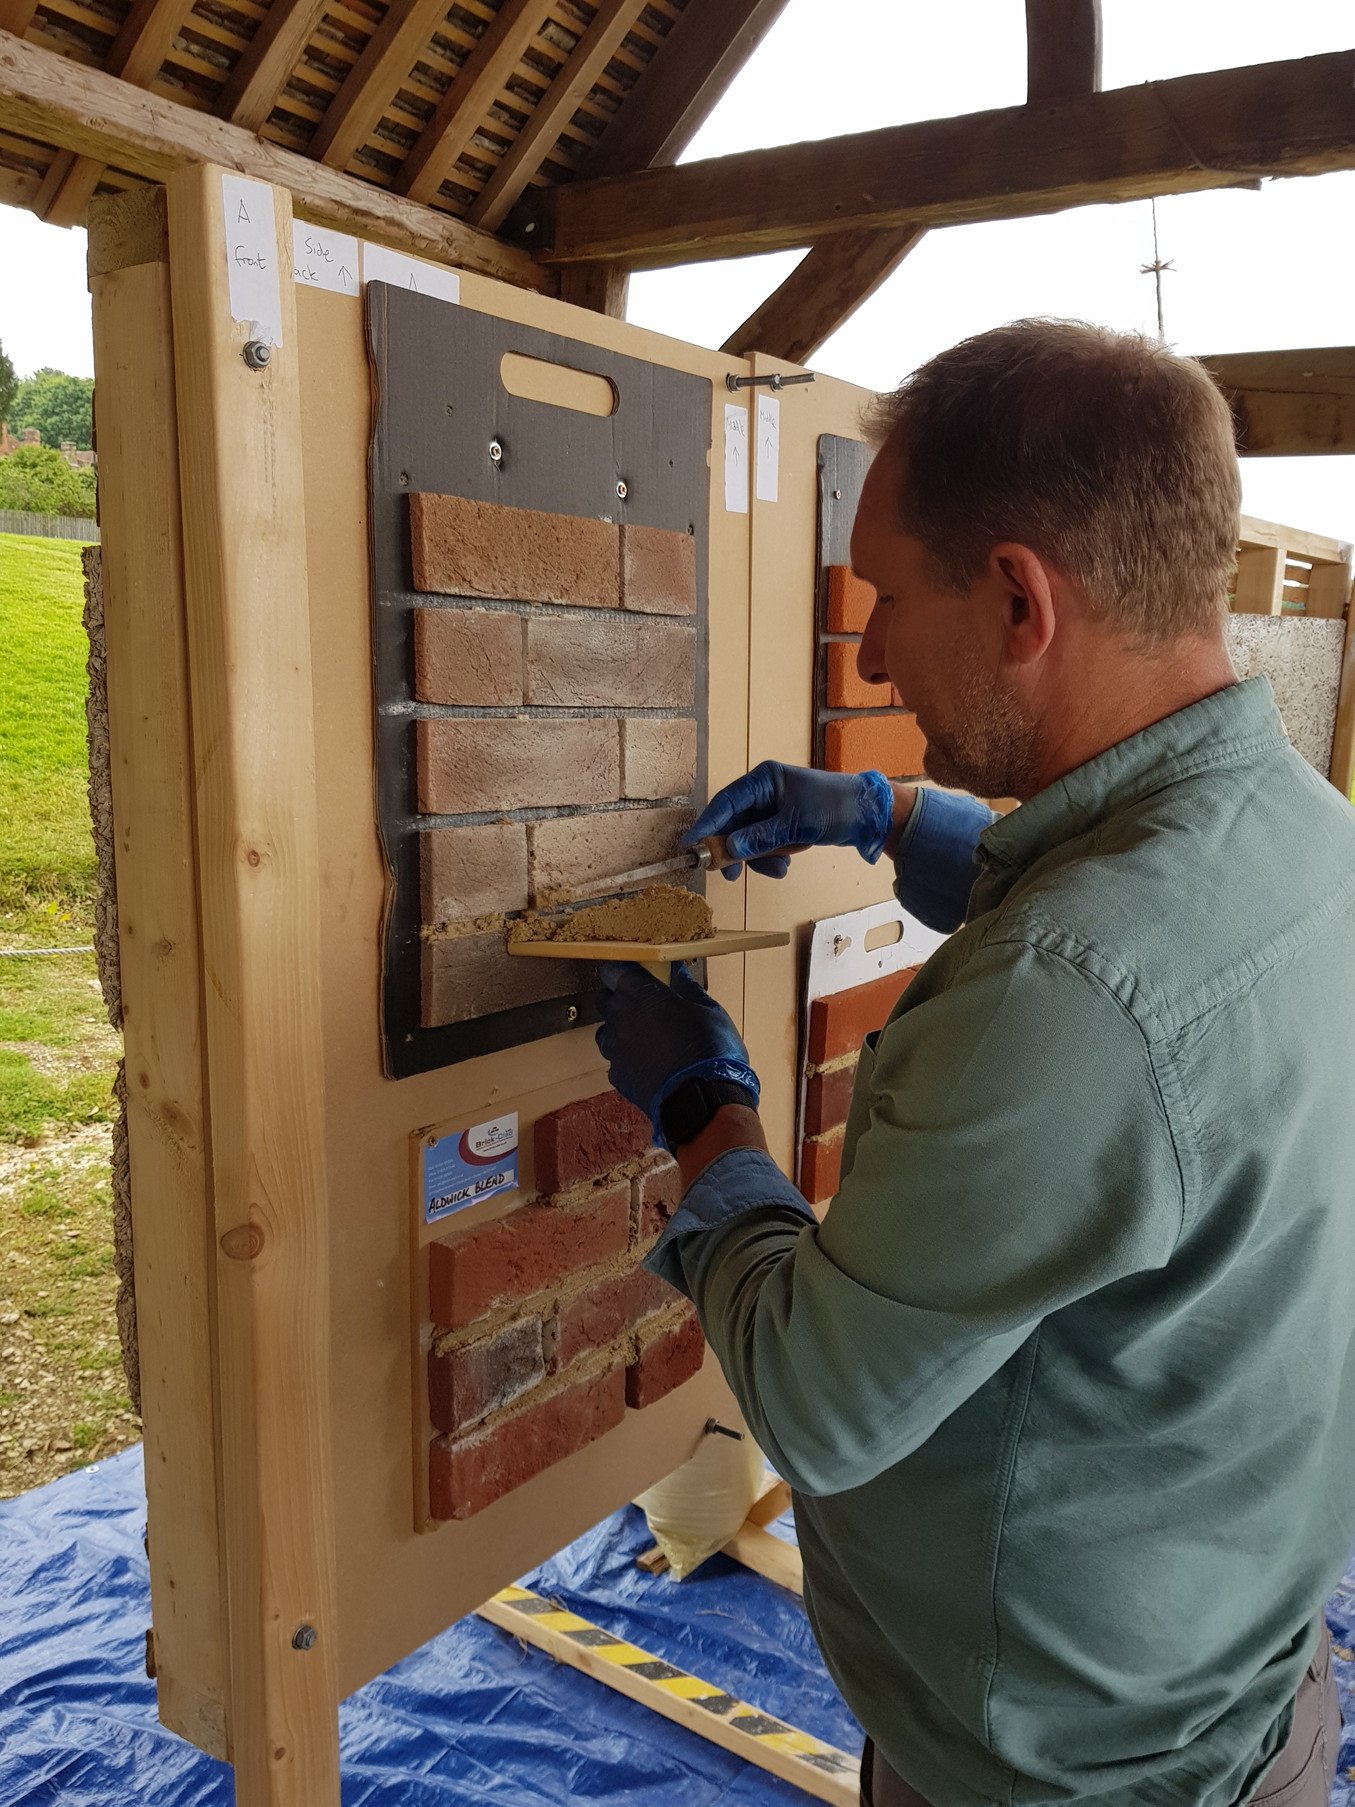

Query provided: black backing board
[813,433,872,768]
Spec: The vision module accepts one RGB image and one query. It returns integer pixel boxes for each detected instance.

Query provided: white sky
[1,0,1353,539]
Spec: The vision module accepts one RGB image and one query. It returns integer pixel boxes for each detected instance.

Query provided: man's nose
[857,598,890,686]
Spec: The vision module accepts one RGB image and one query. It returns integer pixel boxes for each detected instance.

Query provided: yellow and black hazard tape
[478,1584,858,1804]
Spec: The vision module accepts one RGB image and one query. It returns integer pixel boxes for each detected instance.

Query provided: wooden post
[1233,544,1287,614]
[165,162,340,1805]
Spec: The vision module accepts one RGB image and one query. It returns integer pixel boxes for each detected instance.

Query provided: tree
[0,342,15,430]
[7,368,95,450]
[0,444,97,518]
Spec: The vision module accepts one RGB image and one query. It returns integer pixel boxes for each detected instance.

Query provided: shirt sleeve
[645,937,1184,1497]
[894,787,997,930]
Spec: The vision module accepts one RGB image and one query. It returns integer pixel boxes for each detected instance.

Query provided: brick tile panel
[621,523,697,615]
[421,822,529,924]
[621,718,698,801]
[525,615,695,710]
[429,1180,631,1328]
[535,1090,653,1195]
[413,607,523,707]
[527,806,695,905]
[803,1058,859,1138]
[825,565,876,634]
[422,931,587,1028]
[411,493,620,611]
[417,718,620,815]
[427,1317,545,1436]
[823,713,928,780]
[626,1309,705,1409]
[807,966,921,1065]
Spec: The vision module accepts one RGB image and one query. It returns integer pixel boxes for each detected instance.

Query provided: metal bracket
[724,371,816,392]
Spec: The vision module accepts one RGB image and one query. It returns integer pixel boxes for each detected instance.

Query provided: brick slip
[823,712,928,780]
[825,565,876,633]
[621,522,697,615]
[636,1156,682,1242]
[525,615,695,709]
[417,718,619,815]
[429,1361,626,1520]
[799,1128,844,1206]
[413,607,523,707]
[429,1180,630,1328]
[428,1317,545,1436]
[535,1089,653,1195]
[421,822,529,923]
[803,1057,859,1137]
[626,1310,705,1409]
[807,965,921,1065]
[410,492,620,610]
[423,932,586,1028]
[826,640,892,711]
[528,806,695,904]
[549,1266,670,1371]
[621,718,697,801]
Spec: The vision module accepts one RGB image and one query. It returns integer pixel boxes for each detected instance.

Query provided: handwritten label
[363,242,461,306]
[291,221,359,297]
[755,393,781,504]
[724,403,749,514]
[221,174,283,347]
[423,1113,519,1224]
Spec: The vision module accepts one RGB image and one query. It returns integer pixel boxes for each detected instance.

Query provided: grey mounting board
[813,434,871,768]
[368,282,712,1078]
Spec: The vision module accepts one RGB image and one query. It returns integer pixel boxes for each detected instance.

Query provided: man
[595,320,1355,1806]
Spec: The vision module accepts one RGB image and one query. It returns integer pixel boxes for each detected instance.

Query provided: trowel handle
[691,835,737,873]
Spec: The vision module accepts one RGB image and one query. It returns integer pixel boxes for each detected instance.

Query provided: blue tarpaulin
[2,1446,1354,1805]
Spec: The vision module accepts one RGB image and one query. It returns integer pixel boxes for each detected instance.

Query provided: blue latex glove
[685,761,894,880]
[596,961,760,1142]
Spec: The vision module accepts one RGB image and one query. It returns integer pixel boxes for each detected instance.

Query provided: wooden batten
[1203,348,1355,457]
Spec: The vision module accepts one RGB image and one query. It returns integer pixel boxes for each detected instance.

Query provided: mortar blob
[508,884,715,945]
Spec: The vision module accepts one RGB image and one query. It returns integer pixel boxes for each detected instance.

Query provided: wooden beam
[1202,347,1355,456]
[399,0,556,207]
[468,0,645,232]
[307,0,448,172]
[722,224,926,363]
[558,260,629,318]
[1025,0,1101,103]
[0,0,39,36]
[218,0,331,134]
[1330,599,1355,801]
[0,30,553,291]
[544,48,1355,268]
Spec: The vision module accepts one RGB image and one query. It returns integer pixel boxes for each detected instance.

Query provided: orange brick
[826,640,891,710]
[417,717,618,814]
[410,492,619,609]
[807,966,921,1065]
[799,1129,843,1205]
[823,712,927,779]
[826,565,876,633]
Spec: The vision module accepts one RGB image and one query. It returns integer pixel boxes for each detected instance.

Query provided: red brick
[803,1058,858,1137]
[798,1128,843,1206]
[413,607,523,707]
[621,718,697,801]
[428,1317,545,1435]
[421,822,529,924]
[826,640,891,711]
[429,1182,630,1328]
[417,718,619,814]
[422,931,586,1028]
[823,712,928,779]
[527,806,694,905]
[626,1310,705,1409]
[807,965,921,1065]
[429,1362,625,1519]
[621,523,697,615]
[826,565,876,633]
[525,615,695,709]
[549,1266,670,1370]
[410,493,620,610]
[636,1157,682,1242]
[535,1090,653,1194]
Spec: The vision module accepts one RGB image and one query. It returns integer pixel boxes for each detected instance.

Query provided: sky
[1,0,1353,539]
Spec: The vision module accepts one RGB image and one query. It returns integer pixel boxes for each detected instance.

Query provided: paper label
[423,1112,519,1224]
[221,174,283,347]
[292,221,359,297]
[723,403,749,514]
[755,393,781,503]
[363,242,461,305]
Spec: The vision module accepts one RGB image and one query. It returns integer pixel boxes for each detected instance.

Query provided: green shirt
[648,678,1355,1805]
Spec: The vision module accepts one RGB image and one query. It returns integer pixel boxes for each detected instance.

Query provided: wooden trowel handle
[691,835,736,872]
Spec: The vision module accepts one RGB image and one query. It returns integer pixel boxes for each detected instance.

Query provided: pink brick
[626,1311,705,1409]
[620,523,698,616]
[428,1317,545,1435]
[413,607,523,707]
[410,492,620,610]
[417,718,619,814]
[549,1266,670,1371]
[429,1362,626,1519]
[803,1058,858,1137]
[421,822,529,923]
[636,1158,682,1242]
[429,1181,630,1328]
[621,718,697,801]
[422,931,584,1028]
[535,1090,653,1195]
[527,806,694,905]
[525,615,695,709]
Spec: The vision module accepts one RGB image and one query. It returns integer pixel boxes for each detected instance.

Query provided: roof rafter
[308,0,452,172]
[0,1,38,35]
[218,0,333,133]
[1025,0,1101,103]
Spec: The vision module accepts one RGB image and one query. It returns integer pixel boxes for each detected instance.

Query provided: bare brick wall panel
[535,1090,653,1195]
[429,1181,631,1328]
[421,823,529,924]
[528,806,695,905]
[423,931,587,1028]
[410,493,620,610]
[621,522,698,615]
[548,1267,670,1372]
[803,1059,859,1138]
[417,718,620,814]
[414,607,524,707]
[808,966,921,1065]
[827,640,892,711]
[427,1318,546,1436]
[626,1310,704,1409]
[621,718,698,801]
[525,615,696,709]
[826,565,876,633]
[823,713,928,780]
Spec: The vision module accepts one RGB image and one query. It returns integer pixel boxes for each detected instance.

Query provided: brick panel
[626,1310,704,1409]
[823,713,928,780]
[428,1181,631,1328]
[413,607,523,707]
[525,615,695,709]
[636,1157,682,1242]
[621,718,698,801]
[421,822,529,924]
[422,931,586,1028]
[429,1362,626,1519]
[527,806,694,905]
[807,966,921,1065]
[535,1090,653,1195]
[428,1318,545,1436]
[549,1267,670,1371]
[826,640,891,711]
[417,718,620,815]
[803,1058,859,1138]
[621,523,697,615]
[799,1128,844,1206]
[825,565,876,634]
[410,493,620,610]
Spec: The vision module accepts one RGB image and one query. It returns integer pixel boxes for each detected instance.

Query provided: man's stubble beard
[920,658,1043,801]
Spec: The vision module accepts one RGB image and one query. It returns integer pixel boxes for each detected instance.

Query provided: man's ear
[990,543,1057,666]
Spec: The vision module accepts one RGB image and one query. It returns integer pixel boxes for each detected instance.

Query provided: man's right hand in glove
[684,762,915,880]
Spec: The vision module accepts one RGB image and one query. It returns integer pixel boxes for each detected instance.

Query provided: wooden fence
[0,509,100,542]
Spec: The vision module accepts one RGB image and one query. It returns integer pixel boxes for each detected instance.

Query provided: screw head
[565,1004,579,1023]
[292,1624,317,1651]
[242,339,271,370]
[489,439,503,464]
[615,479,628,500]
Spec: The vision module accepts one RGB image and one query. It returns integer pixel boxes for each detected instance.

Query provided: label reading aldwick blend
[423,1112,519,1225]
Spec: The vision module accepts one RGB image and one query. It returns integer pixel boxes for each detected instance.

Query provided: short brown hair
[863,320,1241,640]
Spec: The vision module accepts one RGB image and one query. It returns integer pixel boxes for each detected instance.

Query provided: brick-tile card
[527,806,695,905]
[620,522,698,615]
[621,718,698,800]
[410,493,620,610]
[421,822,529,923]
[414,607,524,707]
[525,614,695,710]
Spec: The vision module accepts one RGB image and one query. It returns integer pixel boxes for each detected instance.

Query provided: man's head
[850,319,1241,799]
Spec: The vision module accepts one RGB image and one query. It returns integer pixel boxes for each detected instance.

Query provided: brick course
[421,822,529,923]
[825,565,876,634]
[621,523,697,615]
[807,965,921,1065]
[620,718,697,801]
[826,640,891,711]
[635,1157,682,1242]
[427,1317,545,1435]
[417,718,620,815]
[525,615,695,709]
[535,1090,653,1195]
[527,806,694,905]
[411,493,620,610]
[428,1181,631,1328]
[549,1267,669,1372]
[626,1310,704,1408]
[413,607,523,707]
[423,930,586,1028]
[823,713,928,780]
